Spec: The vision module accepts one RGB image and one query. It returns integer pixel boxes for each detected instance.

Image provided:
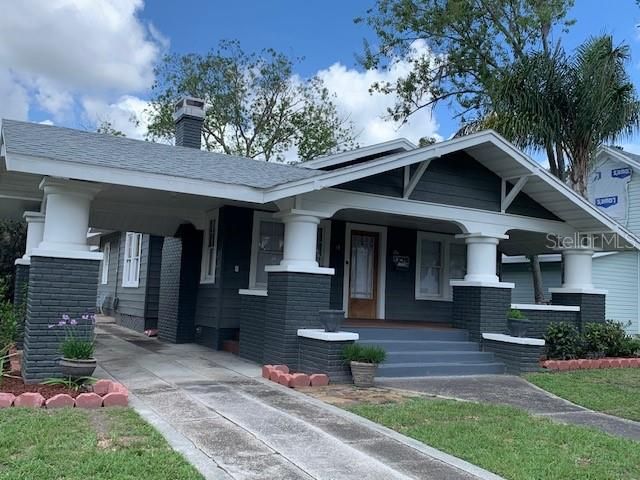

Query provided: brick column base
[22,256,100,383]
[239,294,267,363]
[263,272,330,369]
[551,292,606,330]
[452,286,512,342]
[298,336,354,383]
[13,263,30,349]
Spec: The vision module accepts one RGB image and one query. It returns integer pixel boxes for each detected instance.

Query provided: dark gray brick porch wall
[482,339,544,375]
[516,309,580,339]
[13,263,29,349]
[452,286,511,342]
[239,294,267,364]
[298,337,354,383]
[263,272,331,369]
[22,256,99,383]
[115,313,147,333]
[551,293,606,330]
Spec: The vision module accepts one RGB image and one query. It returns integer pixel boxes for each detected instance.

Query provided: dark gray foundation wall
[482,339,544,374]
[551,292,606,329]
[452,286,512,342]
[515,309,580,338]
[239,294,267,363]
[298,337,353,383]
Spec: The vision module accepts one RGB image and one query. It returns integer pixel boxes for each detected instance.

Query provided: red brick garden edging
[262,365,329,388]
[0,379,129,409]
[541,358,640,371]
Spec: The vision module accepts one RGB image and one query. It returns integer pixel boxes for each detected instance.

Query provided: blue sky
[2,0,640,152]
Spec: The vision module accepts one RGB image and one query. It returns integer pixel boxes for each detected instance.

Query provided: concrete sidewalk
[379,375,640,441]
[95,323,501,480]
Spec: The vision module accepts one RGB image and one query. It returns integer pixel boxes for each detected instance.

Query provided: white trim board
[342,223,387,320]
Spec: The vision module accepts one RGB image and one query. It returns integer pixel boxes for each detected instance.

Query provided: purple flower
[81,314,89,320]
[69,319,77,325]
[48,324,54,329]
[58,320,66,326]
[62,314,70,321]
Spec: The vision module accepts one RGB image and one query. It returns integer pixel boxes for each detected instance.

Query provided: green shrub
[0,278,20,356]
[507,308,527,319]
[544,323,582,360]
[582,321,629,357]
[60,338,94,360]
[342,343,387,364]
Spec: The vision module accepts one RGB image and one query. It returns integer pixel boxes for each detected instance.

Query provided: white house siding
[625,171,640,235]
[501,263,562,304]
[593,251,639,334]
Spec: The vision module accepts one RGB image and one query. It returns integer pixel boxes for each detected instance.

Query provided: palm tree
[491,35,640,197]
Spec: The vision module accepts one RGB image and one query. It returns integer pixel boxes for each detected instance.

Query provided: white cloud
[316,40,440,147]
[0,0,162,125]
[81,95,151,139]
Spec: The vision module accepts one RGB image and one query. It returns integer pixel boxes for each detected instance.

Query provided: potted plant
[342,343,386,387]
[49,313,97,378]
[507,308,532,337]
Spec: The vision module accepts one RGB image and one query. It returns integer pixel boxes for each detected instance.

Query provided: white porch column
[31,178,103,261]
[450,233,514,288]
[15,211,45,266]
[549,248,607,294]
[265,209,334,275]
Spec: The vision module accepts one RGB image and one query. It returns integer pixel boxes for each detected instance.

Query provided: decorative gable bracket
[500,175,532,213]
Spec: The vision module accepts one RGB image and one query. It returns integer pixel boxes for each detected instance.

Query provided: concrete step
[385,350,496,363]
[349,326,468,342]
[358,339,481,352]
[376,361,506,377]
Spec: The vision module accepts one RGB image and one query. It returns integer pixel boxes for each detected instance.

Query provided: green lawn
[350,398,640,480]
[527,369,640,422]
[0,407,203,480]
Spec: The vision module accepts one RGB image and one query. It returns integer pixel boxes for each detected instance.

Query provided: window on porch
[249,212,330,290]
[415,232,466,300]
[122,232,142,288]
[200,210,219,284]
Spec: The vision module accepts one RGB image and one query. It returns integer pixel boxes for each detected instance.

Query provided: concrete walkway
[379,375,640,441]
[94,323,501,480]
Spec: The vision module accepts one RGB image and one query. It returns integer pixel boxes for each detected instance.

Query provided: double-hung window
[122,232,142,287]
[101,242,111,285]
[415,232,466,300]
[249,212,330,290]
[201,210,219,283]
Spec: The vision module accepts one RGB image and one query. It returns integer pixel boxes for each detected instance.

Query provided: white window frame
[200,209,219,284]
[122,232,142,288]
[415,231,466,301]
[101,242,111,285]
[248,211,331,290]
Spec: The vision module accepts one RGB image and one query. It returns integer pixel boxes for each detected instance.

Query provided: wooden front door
[348,231,379,319]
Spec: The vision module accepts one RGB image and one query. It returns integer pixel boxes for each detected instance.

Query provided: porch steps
[351,326,505,377]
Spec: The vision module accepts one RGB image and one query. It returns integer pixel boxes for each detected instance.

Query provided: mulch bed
[1,371,82,399]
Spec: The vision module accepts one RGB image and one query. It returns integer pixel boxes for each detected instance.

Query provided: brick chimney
[173,96,205,149]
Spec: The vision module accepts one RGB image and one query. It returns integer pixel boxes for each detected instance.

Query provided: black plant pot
[59,358,97,379]
[318,310,345,332]
[507,318,533,337]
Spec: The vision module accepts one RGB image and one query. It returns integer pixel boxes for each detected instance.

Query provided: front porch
[1,120,630,382]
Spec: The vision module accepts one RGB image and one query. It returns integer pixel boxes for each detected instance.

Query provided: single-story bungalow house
[3,98,639,382]
[503,147,640,335]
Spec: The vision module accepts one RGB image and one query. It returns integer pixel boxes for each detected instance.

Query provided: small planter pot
[59,358,97,378]
[350,361,378,387]
[507,318,533,337]
[319,309,345,333]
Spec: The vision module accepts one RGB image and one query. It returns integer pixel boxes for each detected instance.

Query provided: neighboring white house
[504,146,640,334]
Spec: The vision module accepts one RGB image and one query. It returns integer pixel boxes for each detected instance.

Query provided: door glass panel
[350,234,375,299]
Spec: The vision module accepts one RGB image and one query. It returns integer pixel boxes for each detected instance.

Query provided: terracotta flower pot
[59,358,97,379]
[350,361,378,388]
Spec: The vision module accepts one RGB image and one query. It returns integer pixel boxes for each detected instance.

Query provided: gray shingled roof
[1,120,321,189]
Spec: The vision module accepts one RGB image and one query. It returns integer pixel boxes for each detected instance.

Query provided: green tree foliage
[0,220,26,301]
[146,40,356,162]
[96,120,126,137]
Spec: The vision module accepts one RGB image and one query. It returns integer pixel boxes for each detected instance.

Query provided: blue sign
[611,168,632,179]
[595,196,619,208]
